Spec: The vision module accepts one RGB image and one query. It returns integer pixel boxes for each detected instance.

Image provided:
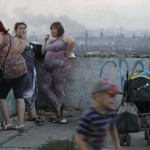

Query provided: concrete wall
[65,56,150,108]
[35,52,150,109]
[1,51,150,121]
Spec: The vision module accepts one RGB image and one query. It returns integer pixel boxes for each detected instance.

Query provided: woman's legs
[0,97,27,126]
[13,75,26,127]
[0,99,11,125]
[42,66,70,119]
[16,98,25,126]
[23,68,40,121]
[42,68,69,108]
[0,79,13,125]
[0,76,26,130]
[27,106,44,123]
[52,66,70,106]
[27,106,37,119]
[0,99,17,130]
[41,72,58,106]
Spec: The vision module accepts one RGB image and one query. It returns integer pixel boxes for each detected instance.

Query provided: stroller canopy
[124,70,150,103]
[128,70,150,80]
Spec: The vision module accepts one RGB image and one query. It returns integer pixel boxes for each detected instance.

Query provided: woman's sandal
[16,125,25,133]
[50,104,64,119]
[49,104,68,124]
[28,116,45,123]
[2,124,17,131]
[51,118,68,124]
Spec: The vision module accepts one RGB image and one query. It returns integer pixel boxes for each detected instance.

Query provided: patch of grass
[39,138,74,150]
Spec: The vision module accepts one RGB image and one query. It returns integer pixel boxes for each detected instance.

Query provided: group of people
[0,20,75,132]
[0,20,121,149]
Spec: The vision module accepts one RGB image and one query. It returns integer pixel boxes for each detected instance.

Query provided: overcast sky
[1,0,150,35]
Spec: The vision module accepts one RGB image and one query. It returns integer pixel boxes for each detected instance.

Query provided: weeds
[39,138,74,150]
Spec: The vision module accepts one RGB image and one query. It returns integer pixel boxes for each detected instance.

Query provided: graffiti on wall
[99,59,150,89]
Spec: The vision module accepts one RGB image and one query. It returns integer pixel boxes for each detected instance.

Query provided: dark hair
[0,21,9,35]
[50,22,64,36]
[14,22,27,31]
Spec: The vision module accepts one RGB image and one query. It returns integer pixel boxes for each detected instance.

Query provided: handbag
[116,84,141,133]
[116,102,141,133]
[0,34,11,81]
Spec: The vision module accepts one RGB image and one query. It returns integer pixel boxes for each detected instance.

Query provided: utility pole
[85,30,88,50]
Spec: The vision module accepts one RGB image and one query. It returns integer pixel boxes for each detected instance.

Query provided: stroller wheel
[119,135,124,146]
[126,134,131,146]
[145,129,149,140]
[147,135,150,145]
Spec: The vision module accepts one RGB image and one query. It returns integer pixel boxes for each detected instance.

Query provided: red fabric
[0,21,8,35]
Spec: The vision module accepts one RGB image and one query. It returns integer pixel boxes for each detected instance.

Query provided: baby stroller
[116,69,150,146]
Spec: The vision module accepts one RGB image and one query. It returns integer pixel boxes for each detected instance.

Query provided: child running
[74,78,121,150]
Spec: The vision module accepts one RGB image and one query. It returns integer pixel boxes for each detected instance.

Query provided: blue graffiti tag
[119,59,128,88]
[100,59,148,89]
[132,60,144,71]
[99,61,117,77]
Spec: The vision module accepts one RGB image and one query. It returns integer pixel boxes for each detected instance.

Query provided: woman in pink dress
[41,22,75,123]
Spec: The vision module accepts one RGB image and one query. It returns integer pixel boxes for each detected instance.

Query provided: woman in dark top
[14,22,44,123]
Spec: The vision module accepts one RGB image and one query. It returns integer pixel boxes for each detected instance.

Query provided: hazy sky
[1,0,150,34]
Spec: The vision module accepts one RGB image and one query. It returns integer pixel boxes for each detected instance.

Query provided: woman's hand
[20,32,27,41]
[44,35,50,43]
[41,35,49,55]
[14,34,27,53]
[67,52,76,62]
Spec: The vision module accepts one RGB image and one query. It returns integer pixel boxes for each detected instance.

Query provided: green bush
[39,138,74,150]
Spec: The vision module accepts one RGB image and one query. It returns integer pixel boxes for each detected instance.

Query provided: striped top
[75,107,116,150]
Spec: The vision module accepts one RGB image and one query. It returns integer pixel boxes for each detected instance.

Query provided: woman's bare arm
[41,35,49,55]
[63,35,75,56]
[14,37,27,53]
[0,34,3,45]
